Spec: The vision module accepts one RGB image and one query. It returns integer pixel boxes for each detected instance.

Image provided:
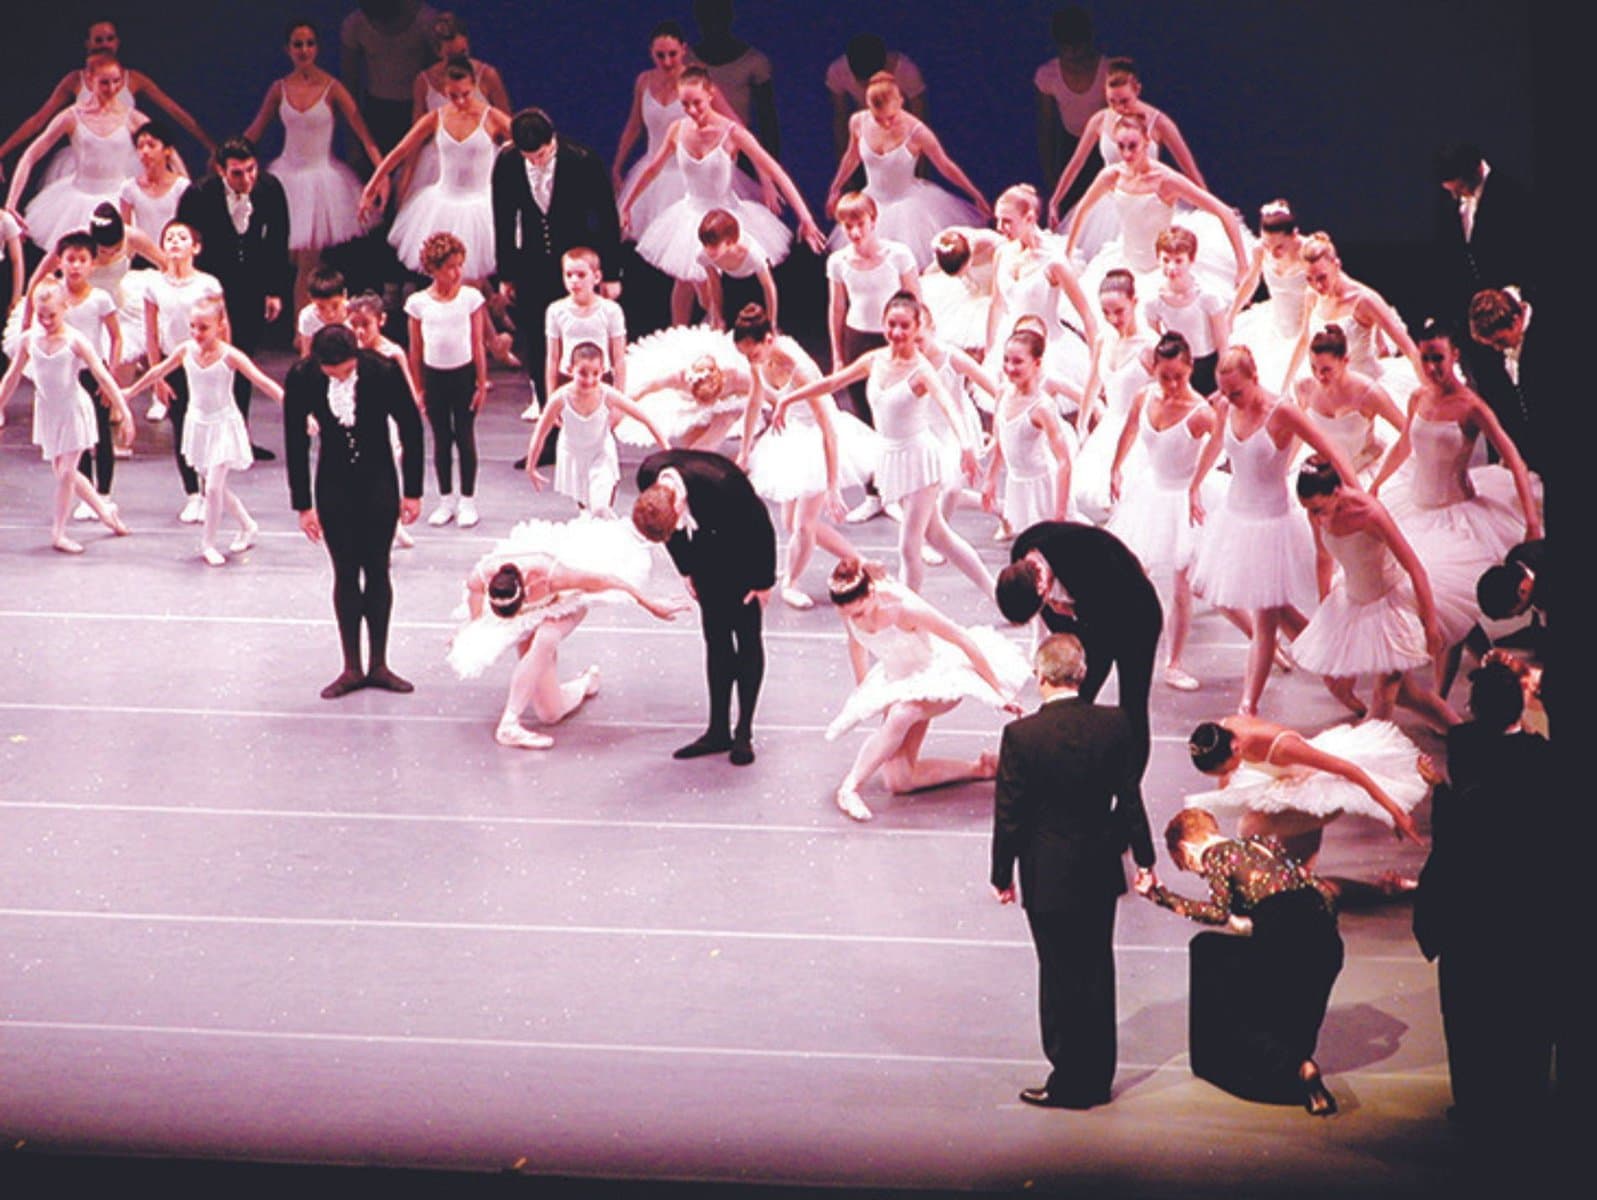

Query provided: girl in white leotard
[983,327,1075,536]
[776,293,992,599]
[1290,323,1407,484]
[403,13,510,198]
[1074,268,1154,522]
[1231,200,1310,388]
[126,296,285,566]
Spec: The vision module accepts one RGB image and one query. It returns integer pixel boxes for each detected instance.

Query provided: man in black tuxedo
[285,326,425,700]
[992,633,1156,1110]
[493,107,621,466]
[995,521,1163,774]
[177,136,292,460]
[1468,286,1540,472]
[633,449,775,766]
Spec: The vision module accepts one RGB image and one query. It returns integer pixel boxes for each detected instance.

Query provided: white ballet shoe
[201,545,227,567]
[428,495,457,526]
[835,786,873,822]
[1164,666,1201,692]
[883,501,904,523]
[520,401,541,422]
[52,535,85,555]
[456,497,479,528]
[844,494,882,524]
[146,399,168,421]
[496,720,553,750]
[919,545,945,566]
[73,499,97,521]
[780,585,814,610]
[581,665,602,698]
[230,519,258,553]
[178,495,205,524]
[394,524,415,548]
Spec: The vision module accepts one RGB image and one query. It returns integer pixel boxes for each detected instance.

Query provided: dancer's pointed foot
[364,666,414,694]
[496,719,554,749]
[836,786,872,821]
[103,503,129,536]
[320,669,367,699]
[230,518,258,553]
[673,731,733,759]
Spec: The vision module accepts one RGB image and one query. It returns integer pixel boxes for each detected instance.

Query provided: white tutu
[1384,464,1534,564]
[181,407,252,474]
[919,266,992,353]
[271,155,366,252]
[747,405,879,501]
[1076,200,1249,306]
[826,624,1030,739]
[827,180,983,271]
[1190,498,1317,611]
[617,325,753,446]
[1290,580,1430,677]
[446,515,654,679]
[1107,469,1224,575]
[1072,404,1145,525]
[1185,720,1426,829]
[1232,303,1298,395]
[23,177,126,255]
[872,430,945,503]
[389,186,497,279]
[32,384,98,461]
[636,194,790,284]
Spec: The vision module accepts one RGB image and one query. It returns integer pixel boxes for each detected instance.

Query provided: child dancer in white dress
[983,328,1075,534]
[126,296,283,565]
[826,560,1028,822]
[1107,332,1219,692]
[525,341,669,518]
[1142,225,1228,395]
[0,279,132,553]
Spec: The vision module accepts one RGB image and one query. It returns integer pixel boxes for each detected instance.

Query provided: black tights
[699,588,765,740]
[425,364,477,496]
[75,369,114,494]
[324,508,397,673]
[165,368,200,496]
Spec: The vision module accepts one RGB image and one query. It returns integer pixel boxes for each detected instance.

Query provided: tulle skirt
[919,268,991,352]
[1289,580,1430,677]
[1191,496,1317,611]
[827,181,982,270]
[181,408,253,474]
[1384,465,1536,564]
[635,195,790,283]
[1072,406,1144,525]
[615,325,753,446]
[23,177,126,253]
[446,514,655,679]
[1075,204,1249,303]
[271,154,366,251]
[1003,464,1060,530]
[826,626,1030,739]
[747,409,879,501]
[1185,720,1426,828]
[32,384,98,461]
[1107,472,1224,575]
[389,184,497,278]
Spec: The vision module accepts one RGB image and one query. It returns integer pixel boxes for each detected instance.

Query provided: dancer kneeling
[1135,808,1344,1116]
[448,517,688,748]
[826,559,1029,821]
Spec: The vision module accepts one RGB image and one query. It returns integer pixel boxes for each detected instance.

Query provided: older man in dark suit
[633,449,775,766]
[992,633,1157,1110]
[285,326,424,699]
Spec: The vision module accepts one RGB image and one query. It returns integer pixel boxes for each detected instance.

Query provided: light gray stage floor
[0,354,1500,1196]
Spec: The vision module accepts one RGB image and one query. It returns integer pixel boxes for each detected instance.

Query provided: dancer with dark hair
[632,448,776,765]
[285,325,425,699]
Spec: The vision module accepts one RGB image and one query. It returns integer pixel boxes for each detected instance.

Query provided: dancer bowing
[732,303,877,609]
[285,326,425,700]
[826,560,1028,822]
[824,72,989,269]
[776,293,992,599]
[1188,347,1364,716]
[622,67,824,326]
[632,448,776,765]
[919,225,1005,355]
[1280,232,1421,398]
[448,516,687,749]
[1106,332,1220,692]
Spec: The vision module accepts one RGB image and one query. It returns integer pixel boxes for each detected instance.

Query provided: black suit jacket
[636,450,776,595]
[991,697,1156,913]
[491,136,621,302]
[1010,521,1161,642]
[1433,167,1533,312]
[283,352,425,513]
[176,174,293,320]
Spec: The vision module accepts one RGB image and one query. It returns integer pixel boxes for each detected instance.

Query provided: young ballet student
[1142,225,1229,395]
[543,247,628,407]
[0,278,132,553]
[983,328,1076,535]
[117,117,189,238]
[142,218,225,523]
[126,296,284,565]
[48,230,124,519]
[404,231,488,528]
[696,208,778,331]
[525,341,670,518]
[295,264,350,357]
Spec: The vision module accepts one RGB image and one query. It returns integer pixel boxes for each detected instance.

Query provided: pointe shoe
[1164,666,1201,692]
[836,786,873,821]
[456,497,479,528]
[230,520,258,553]
[920,544,946,566]
[178,494,205,524]
[520,401,541,422]
[883,501,904,523]
[844,494,883,524]
[780,585,814,610]
[496,720,554,750]
[52,535,85,555]
[428,496,457,526]
[201,545,227,567]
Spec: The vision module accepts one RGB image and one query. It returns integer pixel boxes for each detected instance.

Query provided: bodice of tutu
[850,616,936,680]
[1314,299,1381,378]
[1112,187,1170,274]
[278,86,338,167]
[1142,403,1204,489]
[642,88,684,154]
[1224,406,1294,518]
[999,400,1052,479]
[72,117,135,193]
[868,369,928,442]
[996,249,1065,341]
[1103,329,1154,413]
[678,127,736,206]
[861,136,919,202]
[1408,414,1478,510]
[1308,407,1370,470]
[1261,255,1309,337]
[437,111,494,196]
[1322,525,1401,604]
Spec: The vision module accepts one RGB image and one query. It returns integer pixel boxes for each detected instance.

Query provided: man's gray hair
[1035,633,1086,688]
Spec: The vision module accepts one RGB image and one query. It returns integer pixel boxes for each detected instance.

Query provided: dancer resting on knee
[448,518,688,748]
[825,559,1028,821]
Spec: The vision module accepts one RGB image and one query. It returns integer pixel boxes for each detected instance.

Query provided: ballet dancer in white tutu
[1230,199,1309,389]
[982,327,1076,536]
[1290,323,1407,484]
[987,184,1096,388]
[918,225,1005,355]
[825,559,1029,822]
[1072,268,1155,523]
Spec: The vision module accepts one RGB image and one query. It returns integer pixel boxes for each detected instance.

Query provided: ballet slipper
[1164,666,1201,692]
[920,544,945,566]
[102,503,129,536]
[496,719,554,750]
[364,666,415,694]
[52,536,85,555]
[230,518,258,553]
[835,786,873,822]
[201,545,227,567]
[780,585,814,610]
[582,666,602,698]
[320,669,367,700]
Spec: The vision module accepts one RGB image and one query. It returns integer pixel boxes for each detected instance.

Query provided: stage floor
[0,353,1493,1196]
